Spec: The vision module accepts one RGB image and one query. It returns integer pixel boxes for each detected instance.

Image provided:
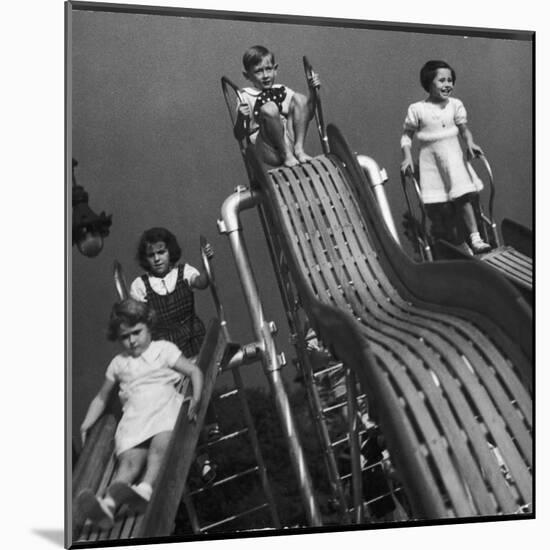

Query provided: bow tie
[253,86,287,117]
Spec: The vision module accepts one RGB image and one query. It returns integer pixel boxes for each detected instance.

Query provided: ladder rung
[339,458,392,482]
[345,487,403,518]
[199,502,270,532]
[188,465,260,496]
[312,363,344,378]
[330,428,367,449]
[322,401,347,414]
[218,388,239,399]
[200,427,249,449]
[364,486,403,508]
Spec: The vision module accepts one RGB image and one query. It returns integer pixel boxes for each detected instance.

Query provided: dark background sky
[70,6,532,439]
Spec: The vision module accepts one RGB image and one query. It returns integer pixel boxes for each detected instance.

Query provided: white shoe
[76,490,114,529]
[108,481,150,515]
[470,233,491,254]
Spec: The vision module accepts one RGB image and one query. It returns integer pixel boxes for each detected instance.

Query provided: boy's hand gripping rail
[303,56,329,155]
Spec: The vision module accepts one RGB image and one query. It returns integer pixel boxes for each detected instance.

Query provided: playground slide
[71,318,230,543]
[246,124,532,518]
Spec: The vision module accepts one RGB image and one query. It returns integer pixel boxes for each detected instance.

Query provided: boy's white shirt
[130,264,200,301]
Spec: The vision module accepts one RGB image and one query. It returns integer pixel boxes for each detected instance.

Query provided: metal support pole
[345,367,364,523]
[219,187,322,527]
[356,154,400,244]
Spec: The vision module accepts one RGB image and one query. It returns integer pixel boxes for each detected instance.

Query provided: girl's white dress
[106,340,184,455]
[403,97,482,204]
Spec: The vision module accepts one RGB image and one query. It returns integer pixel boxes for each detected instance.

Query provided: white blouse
[130,264,200,301]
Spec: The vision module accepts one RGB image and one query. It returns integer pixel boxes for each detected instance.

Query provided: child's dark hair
[136,227,182,271]
[242,45,275,72]
[420,60,456,92]
[107,298,156,341]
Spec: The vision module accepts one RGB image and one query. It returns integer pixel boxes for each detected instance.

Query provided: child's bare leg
[111,447,147,486]
[258,102,298,167]
[289,93,313,163]
[95,446,147,515]
[140,430,172,489]
[459,199,479,234]
[456,195,490,252]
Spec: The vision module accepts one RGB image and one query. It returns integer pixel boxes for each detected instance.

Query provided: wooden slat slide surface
[249,124,532,519]
[481,247,532,290]
[71,318,228,544]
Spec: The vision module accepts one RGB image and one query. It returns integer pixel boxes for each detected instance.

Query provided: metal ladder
[250,217,405,524]
[178,238,281,534]
[179,358,281,533]
[299,331,409,523]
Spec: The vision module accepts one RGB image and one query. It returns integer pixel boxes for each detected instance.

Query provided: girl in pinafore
[400,60,491,253]
[130,227,210,358]
[76,299,203,528]
[130,227,220,482]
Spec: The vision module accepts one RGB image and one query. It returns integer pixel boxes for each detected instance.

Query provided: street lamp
[72,159,112,258]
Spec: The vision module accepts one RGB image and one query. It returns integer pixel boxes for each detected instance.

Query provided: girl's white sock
[133,481,153,501]
[102,495,116,512]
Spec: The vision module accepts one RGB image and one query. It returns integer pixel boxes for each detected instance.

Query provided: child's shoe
[108,481,151,515]
[470,232,491,254]
[200,458,217,485]
[76,489,115,530]
[206,423,222,442]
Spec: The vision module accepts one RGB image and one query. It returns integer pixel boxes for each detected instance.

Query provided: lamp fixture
[72,158,112,258]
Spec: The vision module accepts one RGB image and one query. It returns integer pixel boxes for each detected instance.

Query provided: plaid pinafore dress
[142,264,206,357]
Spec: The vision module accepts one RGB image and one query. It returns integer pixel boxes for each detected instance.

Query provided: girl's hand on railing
[202,242,214,260]
[400,160,414,176]
[467,143,484,159]
[187,397,199,422]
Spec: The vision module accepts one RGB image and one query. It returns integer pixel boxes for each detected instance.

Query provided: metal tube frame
[356,154,400,244]
[219,186,322,527]
[345,367,364,523]
[255,208,351,523]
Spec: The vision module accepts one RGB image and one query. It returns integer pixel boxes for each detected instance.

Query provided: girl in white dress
[76,299,203,529]
[400,60,491,253]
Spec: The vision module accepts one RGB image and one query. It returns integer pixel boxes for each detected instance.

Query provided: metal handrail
[200,234,226,332]
[195,230,282,531]
[303,55,329,155]
[469,154,500,247]
[400,169,433,261]
[113,260,129,300]
[220,76,256,182]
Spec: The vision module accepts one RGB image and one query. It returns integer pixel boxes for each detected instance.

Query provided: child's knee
[258,101,281,120]
[118,454,141,474]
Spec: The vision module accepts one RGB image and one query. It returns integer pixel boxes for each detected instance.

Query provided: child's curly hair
[420,60,456,92]
[136,227,182,271]
[107,298,156,341]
